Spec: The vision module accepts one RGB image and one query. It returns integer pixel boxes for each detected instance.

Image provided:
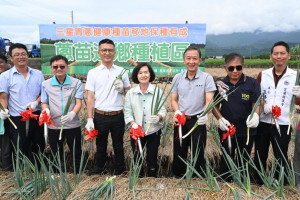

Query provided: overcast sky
[1,0,300,44]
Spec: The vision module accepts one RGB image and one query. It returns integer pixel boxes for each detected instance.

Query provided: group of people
[0,39,300,185]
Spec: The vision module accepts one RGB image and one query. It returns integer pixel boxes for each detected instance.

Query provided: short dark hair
[99,39,115,47]
[271,41,290,53]
[9,43,28,56]
[225,52,244,65]
[50,55,68,65]
[183,46,201,58]
[131,62,155,84]
[0,53,7,63]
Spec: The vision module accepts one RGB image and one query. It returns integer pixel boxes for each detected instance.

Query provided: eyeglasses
[52,65,66,70]
[99,49,115,53]
[12,53,28,58]
[228,65,243,72]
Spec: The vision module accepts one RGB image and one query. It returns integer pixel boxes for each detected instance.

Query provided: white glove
[218,117,230,132]
[246,112,259,128]
[292,85,300,97]
[61,111,76,124]
[173,110,182,122]
[131,122,138,129]
[42,108,50,115]
[114,79,124,93]
[26,101,39,110]
[148,115,160,124]
[197,114,208,125]
[0,109,10,120]
[263,103,272,114]
[85,118,94,132]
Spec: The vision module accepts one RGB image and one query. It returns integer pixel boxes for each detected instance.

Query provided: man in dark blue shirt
[213,52,261,181]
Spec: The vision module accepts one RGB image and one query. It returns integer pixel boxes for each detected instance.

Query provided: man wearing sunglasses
[254,41,300,185]
[213,52,261,181]
[41,55,83,173]
[0,43,45,163]
[85,39,130,176]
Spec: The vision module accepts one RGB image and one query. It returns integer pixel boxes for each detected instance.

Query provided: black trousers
[173,117,207,177]
[10,111,45,163]
[218,132,254,180]
[254,122,291,182]
[130,129,161,177]
[294,128,300,186]
[94,112,125,175]
[0,119,13,171]
[48,127,82,172]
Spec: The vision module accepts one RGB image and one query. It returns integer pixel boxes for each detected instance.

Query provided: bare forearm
[73,99,82,114]
[212,105,222,120]
[87,91,95,118]
[35,95,41,104]
[0,93,8,109]
[41,103,49,110]
[171,93,179,111]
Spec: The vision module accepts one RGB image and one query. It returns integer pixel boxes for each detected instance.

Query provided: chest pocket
[240,89,250,102]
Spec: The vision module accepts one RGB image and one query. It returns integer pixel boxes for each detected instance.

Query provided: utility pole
[71,10,74,24]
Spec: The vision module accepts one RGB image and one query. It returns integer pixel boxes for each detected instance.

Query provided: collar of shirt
[132,83,154,94]
[272,66,287,79]
[223,73,246,86]
[272,66,287,87]
[11,66,32,75]
[51,74,71,86]
[185,69,200,80]
[98,63,118,71]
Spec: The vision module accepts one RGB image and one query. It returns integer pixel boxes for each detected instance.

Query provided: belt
[95,109,122,116]
[185,113,201,120]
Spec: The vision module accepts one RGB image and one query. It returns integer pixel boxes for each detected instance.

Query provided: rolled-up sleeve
[0,73,8,94]
[122,70,130,88]
[75,80,84,99]
[41,81,49,103]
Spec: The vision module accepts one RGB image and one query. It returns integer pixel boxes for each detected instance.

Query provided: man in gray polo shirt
[171,46,216,177]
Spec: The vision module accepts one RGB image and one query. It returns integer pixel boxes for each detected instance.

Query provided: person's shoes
[87,167,106,176]
[114,169,125,176]
[147,167,157,177]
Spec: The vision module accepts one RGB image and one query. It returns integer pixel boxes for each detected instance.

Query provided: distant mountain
[205,31,300,56]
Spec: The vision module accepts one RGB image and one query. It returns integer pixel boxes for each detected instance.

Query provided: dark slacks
[130,129,161,177]
[0,119,13,171]
[294,128,300,186]
[94,112,125,175]
[254,122,291,182]
[48,127,82,172]
[10,111,45,163]
[173,117,207,177]
[218,133,254,180]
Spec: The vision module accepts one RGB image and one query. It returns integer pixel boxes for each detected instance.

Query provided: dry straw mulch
[0,173,298,200]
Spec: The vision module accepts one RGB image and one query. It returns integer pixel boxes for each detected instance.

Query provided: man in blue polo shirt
[213,52,260,181]
[0,43,45,162]
[171,46,216,177]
